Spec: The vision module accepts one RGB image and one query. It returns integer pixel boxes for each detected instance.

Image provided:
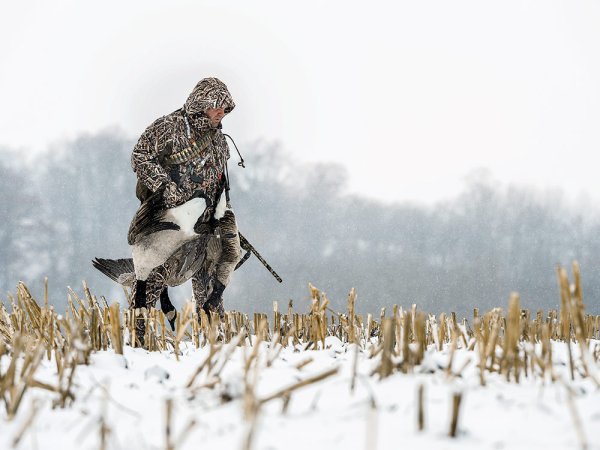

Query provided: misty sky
[1,0,599,204]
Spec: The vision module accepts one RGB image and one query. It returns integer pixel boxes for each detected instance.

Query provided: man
[128,77,241,334]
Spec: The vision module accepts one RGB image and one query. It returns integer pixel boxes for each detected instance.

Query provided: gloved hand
[163,181,187,208]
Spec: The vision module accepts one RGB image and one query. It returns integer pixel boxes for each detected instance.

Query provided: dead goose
[93,191,228,328]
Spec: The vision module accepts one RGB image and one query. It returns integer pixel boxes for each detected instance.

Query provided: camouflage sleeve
[131,129,170,192]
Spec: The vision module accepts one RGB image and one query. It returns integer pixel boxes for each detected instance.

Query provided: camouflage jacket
[131,77,236,208]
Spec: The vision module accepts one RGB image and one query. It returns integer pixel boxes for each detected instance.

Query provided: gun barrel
[239,233,283,283]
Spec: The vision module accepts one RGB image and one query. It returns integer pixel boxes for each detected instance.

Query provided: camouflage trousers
[132,210,241,320]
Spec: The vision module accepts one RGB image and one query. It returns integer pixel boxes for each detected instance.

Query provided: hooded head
[184,77,235,130]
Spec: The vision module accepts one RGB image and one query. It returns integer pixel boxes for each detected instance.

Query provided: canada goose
[93,191,228,327]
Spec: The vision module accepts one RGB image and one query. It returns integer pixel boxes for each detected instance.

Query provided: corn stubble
[0,263,599,448]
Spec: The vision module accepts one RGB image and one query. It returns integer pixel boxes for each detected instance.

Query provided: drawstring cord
[221,133,244,207]
[223,133,245,168]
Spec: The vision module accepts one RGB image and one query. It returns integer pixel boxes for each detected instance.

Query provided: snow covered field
[2,337,599,450]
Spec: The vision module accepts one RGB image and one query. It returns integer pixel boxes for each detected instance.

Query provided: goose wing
[127,192,180,245]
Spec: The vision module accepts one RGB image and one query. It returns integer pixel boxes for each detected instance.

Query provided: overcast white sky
[1,0,599,204]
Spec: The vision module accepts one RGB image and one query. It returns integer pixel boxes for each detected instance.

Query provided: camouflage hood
[184,77,236,131]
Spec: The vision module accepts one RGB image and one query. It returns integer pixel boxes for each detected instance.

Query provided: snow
[1,340,599,450]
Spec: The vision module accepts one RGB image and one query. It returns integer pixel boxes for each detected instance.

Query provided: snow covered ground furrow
[1,338,600,450]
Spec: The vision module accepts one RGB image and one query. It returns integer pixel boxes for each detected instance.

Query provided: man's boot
[133,279,147,347]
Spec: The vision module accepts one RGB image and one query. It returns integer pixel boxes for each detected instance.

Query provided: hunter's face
[205,107,226,127]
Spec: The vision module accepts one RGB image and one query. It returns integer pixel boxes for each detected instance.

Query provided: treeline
[1,131,599,316]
